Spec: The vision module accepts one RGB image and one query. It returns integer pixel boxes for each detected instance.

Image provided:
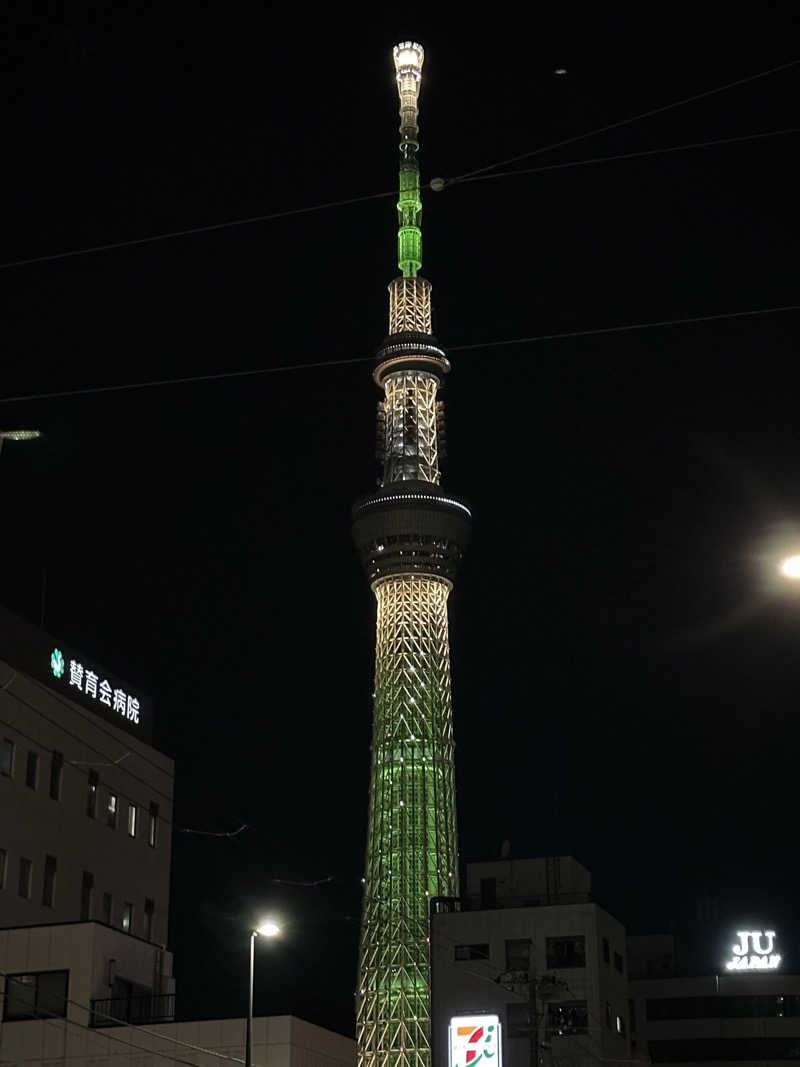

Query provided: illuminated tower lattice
[352,42,471,1067]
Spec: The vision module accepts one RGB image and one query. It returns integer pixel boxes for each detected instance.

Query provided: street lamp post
[246,921,281,1067]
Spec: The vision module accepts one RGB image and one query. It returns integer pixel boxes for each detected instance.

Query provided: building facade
[431,857,631,1067]
[629,932,800,1064]
[352,42,471,1067]
[0,604,173,946]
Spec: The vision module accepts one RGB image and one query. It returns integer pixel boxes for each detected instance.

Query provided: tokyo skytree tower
[352,42,471,1067]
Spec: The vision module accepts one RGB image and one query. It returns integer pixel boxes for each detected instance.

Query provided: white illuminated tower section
[352,42,471,1067]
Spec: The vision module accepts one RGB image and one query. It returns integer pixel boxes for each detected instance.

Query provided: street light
[781,556,800,579]
[247,921,281,1067]
[0,429,41,455]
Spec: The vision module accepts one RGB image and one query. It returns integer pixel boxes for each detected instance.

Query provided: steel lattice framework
[352,41,471,1067]
[357,575,458,1067]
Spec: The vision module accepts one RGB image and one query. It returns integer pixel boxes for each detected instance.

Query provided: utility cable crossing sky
[0,55,796,273]
[1,303,798,405]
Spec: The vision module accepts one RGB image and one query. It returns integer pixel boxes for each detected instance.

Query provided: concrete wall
[0,658,173,946]
[0,921,174,1024]
[0,1012,355,1067]
[630,971,800,1065]
[464,857,592,906]
[432,901,629,1067]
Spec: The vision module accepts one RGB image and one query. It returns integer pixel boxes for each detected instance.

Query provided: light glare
[256,921,281,938]
[781,556,800,578]
[0,429,41,441]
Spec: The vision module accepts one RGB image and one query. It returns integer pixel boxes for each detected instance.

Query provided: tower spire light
[353,41,470,1067]
[393,41,425,278]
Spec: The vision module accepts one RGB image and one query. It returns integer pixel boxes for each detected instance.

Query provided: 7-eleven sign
[449,1015,502,1067]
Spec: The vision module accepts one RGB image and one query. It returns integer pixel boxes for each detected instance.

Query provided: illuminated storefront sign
[725,931,781,971]
[0,604,153,743]
[51,649,140,724]
[449,1015,501,1067]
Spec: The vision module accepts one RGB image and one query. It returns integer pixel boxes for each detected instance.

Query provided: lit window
[148,803,159,848]
[121,902,133,932]
[25,751,38,789]
[1,738,14,777]
[87,771,98,818]
[548,1000,589,1036]
[107,793,118,829]
[18,857,32,899]
[128,804,137,838]
[42,855,56,907]
[616,1014,626,1037]
[49,751,63,800]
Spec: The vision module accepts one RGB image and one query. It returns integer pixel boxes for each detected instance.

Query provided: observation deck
[352,480,471,584]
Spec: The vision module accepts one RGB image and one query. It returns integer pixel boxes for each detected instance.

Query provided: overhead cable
[1,302,798,405]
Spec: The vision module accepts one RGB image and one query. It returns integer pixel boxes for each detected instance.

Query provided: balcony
[90,993,175,1028]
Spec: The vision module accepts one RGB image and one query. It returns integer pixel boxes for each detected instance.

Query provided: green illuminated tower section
[352,42,471,1067]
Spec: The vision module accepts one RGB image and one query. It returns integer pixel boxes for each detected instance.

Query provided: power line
[1,59,795,274]
[446,57,800,184]
[2,672,174,804]
[0,188,396,272]
[453,128,799,187]
[1,302,797,406]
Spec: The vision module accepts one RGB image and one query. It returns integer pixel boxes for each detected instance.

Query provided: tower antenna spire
[393,42,425,278]
[353,40,471,1067]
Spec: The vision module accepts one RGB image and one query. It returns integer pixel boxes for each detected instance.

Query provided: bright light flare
[393,42,424,73]
[0,430,41,441]
[781,556,800,579]
[255,921,281,938]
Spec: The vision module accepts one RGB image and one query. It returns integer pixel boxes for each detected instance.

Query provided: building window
[18,857,32,899]
[87,770,98,817]
[505,938,531,971]
[102,892,112,925]
[81,871,94,921]
[148,802,159,848]
[546,935,586,969]
[49,751,63,800]
[107,793,118,829]
[1,738,14,776]
[454,944,489,961]
[0,847,6,889]
[602,937,610,963]
[507,1002,532,1038]
[121,902,133,933]
[128,803,138,838]
[4,971,69,1021]
[614,950,624,974]
[606,1002,613,1028]
[547,1001,589,1037]
[646,994,800,1022]
[480,877,497,909]
[616,1014,626,1037]
[42,855,56,907]
[26,750,38,789]
[144,898,155,941]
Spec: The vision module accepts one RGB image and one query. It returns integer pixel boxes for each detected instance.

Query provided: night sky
[3,6,800,1036]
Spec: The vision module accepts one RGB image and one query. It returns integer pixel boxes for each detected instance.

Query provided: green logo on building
[50,648,65,678]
